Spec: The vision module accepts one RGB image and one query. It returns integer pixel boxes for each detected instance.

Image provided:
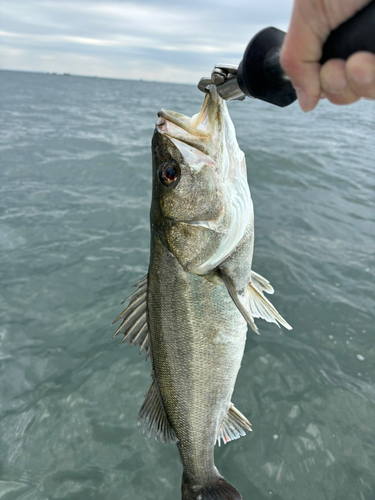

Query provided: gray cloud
[0,0,293,82]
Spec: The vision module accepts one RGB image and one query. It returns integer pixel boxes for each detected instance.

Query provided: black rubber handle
[237,0,375,106]
[321,0,375,64]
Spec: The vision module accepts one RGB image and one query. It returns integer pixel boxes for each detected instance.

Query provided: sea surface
[0,69,374,500]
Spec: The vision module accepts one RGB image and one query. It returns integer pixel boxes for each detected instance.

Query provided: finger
[293,64,321,112]
[280,31,321,111]
[320,59,359,105]
[280,2,328,112]
[280,39,321,112]
[346,52,375,99]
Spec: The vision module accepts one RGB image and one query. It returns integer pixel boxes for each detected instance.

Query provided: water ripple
[0,70,374,500]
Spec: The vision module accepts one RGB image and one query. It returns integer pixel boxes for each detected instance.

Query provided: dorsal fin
[112,274,151,358]
[216,403,252,446]
[138,377,178,444]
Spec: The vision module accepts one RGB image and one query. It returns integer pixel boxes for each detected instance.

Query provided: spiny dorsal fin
[138,378,178,444]
[112,274,151,358]
[219,269,259,334]
[216,403,252,447]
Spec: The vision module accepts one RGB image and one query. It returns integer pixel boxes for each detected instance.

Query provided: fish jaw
[152,85,253,276]
[156,84,232,159]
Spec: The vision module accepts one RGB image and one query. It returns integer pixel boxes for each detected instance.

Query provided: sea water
[0,70,374,500]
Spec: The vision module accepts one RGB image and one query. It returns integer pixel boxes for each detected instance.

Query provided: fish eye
[159,162,180,187]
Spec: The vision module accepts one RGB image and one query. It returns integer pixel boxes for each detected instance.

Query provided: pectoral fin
[112,274,151,358]
[251,270,274,294]
[248,273,292,330]
[219,269,259,334]
[220,269,292,332]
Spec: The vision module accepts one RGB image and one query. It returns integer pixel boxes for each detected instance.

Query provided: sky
[0,0,294,84]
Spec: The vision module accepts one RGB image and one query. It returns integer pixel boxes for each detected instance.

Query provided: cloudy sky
[0,0,294,83]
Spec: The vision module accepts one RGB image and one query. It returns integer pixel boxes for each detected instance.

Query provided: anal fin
[138,378,178,444]
[216,403,252,446]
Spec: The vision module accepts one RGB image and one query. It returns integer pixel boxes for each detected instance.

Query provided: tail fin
[182,475,242,500]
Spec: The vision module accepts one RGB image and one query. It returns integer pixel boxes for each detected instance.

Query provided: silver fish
[113,85,291,500]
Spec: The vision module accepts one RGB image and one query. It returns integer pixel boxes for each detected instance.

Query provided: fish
[112,84,291,500]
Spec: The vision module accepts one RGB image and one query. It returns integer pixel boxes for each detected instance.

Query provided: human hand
[280,0,375,111]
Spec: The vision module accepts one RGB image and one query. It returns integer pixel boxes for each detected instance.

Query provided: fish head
[151,85,252,275]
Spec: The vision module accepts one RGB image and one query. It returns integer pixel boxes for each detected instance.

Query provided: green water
[0,70,374,500]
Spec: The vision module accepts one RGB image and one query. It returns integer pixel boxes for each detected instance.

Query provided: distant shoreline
[0,68,195,86]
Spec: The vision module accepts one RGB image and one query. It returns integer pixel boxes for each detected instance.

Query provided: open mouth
[155,92,215,155]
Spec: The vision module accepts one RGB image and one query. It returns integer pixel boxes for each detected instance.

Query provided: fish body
[148,234,247,497]
[113,85,291,500]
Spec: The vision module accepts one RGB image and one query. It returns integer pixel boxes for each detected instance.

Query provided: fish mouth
[156,85,221,155]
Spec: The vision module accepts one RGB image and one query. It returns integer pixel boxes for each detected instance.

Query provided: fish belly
[148,236,247,484]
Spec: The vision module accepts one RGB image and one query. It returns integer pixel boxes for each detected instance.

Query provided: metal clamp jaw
[197,28,296,107]
[198,64,246,101]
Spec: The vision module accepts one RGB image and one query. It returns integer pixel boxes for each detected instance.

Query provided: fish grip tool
[198,0,375,107]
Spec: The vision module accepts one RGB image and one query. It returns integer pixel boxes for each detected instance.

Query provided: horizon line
[0,68,197,86]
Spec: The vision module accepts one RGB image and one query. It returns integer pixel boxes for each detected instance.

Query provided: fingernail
[351,67,375,86]
[324,74,347,94]
[295,88,314,112]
